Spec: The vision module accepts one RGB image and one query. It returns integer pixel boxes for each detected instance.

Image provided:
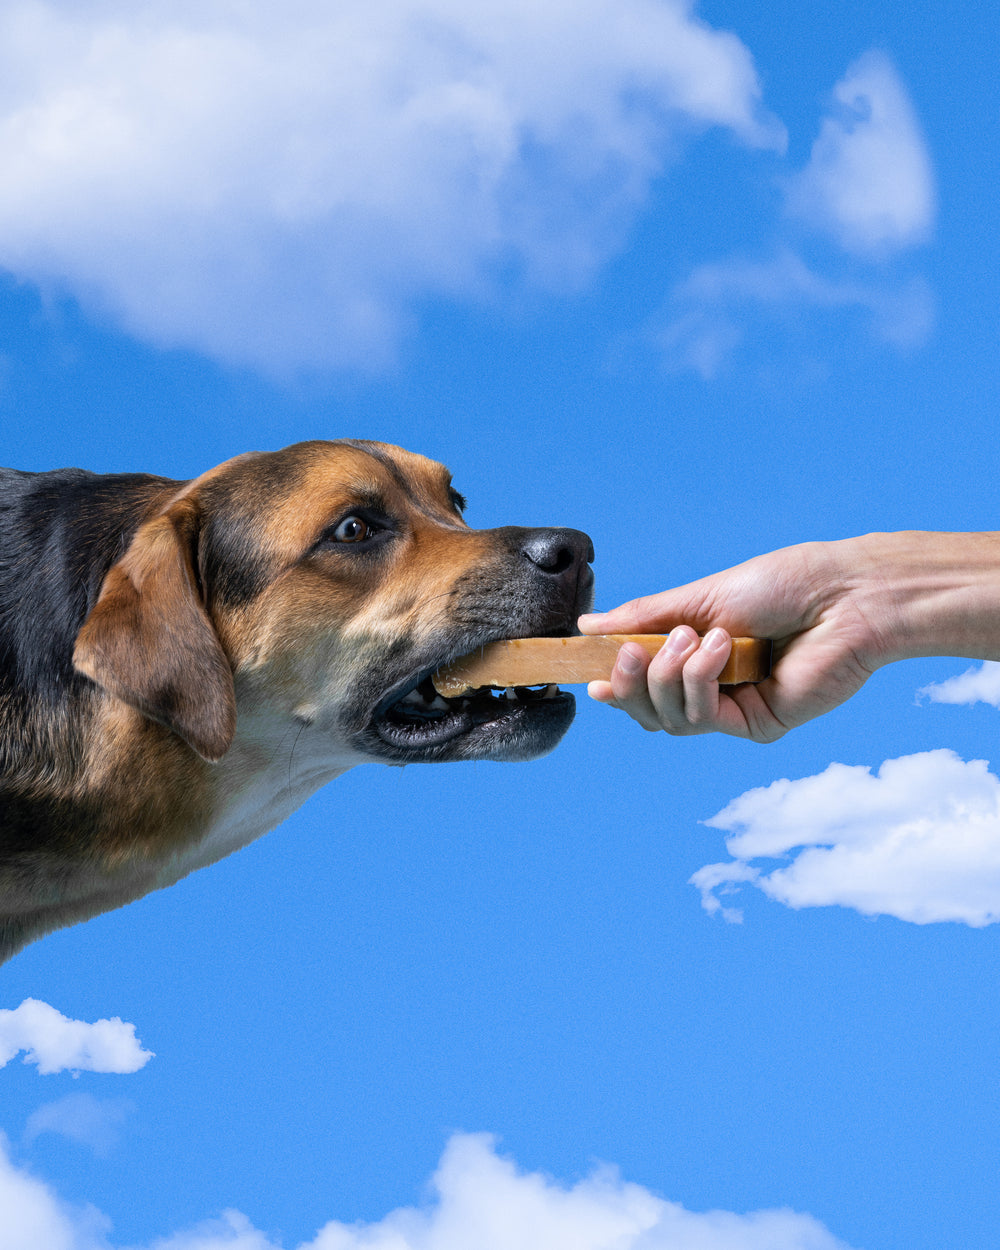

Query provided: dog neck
[0,696,363,962]
[163,705,363,887]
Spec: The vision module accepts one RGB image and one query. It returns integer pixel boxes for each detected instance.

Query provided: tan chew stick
[432,634,772,697]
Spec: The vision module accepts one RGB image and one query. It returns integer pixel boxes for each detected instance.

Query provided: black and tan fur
[0,440,593,962]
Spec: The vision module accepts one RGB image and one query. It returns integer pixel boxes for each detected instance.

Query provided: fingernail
[703,628,728,650]
[667,628,693,654]
[617,646,643,675]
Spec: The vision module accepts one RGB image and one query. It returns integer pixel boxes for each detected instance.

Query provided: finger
[585,642,665,731]
[674,633,789,741]
[587,678,615,704]
[608,641,651,697]
[648,629,757,739]
[632,625,702,730]
[586,645,649,707]
[578,589,701,636]
[604,642,664,731]
[726,681,789,743]
[592,626,794,742]
[679,628,731,725]
[577,611,606,634]
[640,627,728,733]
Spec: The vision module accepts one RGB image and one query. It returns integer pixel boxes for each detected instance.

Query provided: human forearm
[830,531,1000,669]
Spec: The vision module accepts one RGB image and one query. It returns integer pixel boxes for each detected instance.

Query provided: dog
[0,439,594,963]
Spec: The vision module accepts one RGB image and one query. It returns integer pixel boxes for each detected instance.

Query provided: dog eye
[331,516,372,543]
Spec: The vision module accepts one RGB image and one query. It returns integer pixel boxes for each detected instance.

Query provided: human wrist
[838,531,1000,668]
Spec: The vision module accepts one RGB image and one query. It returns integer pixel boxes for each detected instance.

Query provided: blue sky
[1,1,999,1247]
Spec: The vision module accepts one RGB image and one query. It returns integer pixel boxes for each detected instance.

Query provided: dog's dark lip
[370,682,575,756]
[372,625,579,718]
[366,627,578,757]
[373,664,440,719]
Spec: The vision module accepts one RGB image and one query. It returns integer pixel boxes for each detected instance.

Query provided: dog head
[73,440,594,768]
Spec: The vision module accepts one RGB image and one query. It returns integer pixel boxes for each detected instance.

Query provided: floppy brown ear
[73,497,236,762]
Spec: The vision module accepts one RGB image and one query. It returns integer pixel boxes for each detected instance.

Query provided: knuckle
[684,702,714,727]
[685,654,724,682]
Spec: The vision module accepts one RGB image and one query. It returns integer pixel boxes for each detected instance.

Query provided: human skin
[578,531,1000,742]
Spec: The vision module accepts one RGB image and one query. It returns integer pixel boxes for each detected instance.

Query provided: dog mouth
[368,667,575,762]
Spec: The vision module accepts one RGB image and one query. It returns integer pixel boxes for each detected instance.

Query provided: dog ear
[73,497,236,762]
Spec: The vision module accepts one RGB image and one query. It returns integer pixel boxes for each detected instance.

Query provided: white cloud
[144,1211,276,1250]
[654,49,936,378]
[0,999,153,1075]
[918,661,1000,709]
[786,50,935,255]
[23,1095,134,1158]
[658,248,933,378]
[0,1131,855,1250]
[692,749,1000,926]
[0,1132,112,1250]
[0,0,782,372]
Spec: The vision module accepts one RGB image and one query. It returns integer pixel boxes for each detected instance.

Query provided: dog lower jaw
[364,685,576,764]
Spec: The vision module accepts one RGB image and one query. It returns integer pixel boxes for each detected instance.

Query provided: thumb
[579,586,715,635]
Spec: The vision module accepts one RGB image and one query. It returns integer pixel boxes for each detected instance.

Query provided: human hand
[578,540,883,742]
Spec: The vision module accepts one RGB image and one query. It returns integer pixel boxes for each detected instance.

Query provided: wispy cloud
[0,0,782,373]
[918,661,1000,709]
[658,248,933,378]
[0,1000,153,1075]
[23,1094,134,1158]
[0,1131,855,1250]
[786,51,935,256]
[656,49,935,377]
[692,749,1000,926]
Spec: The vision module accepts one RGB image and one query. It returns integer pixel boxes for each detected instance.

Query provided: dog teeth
[399,680,559,712]
[400,688,451,712]
[500,684,561,702]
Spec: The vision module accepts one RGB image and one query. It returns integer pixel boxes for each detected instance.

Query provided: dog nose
[520,528,595,576]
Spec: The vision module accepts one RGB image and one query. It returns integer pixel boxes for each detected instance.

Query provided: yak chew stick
[432,634,772,697]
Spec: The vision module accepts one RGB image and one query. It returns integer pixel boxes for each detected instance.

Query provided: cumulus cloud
[918,661,1000,709]
[0,1132,112,1250]
[786,51,935,255]
[0,1131,855,1250]
[692,749,1000,926]
[0,999,153,1075]
[0,0,782,372]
